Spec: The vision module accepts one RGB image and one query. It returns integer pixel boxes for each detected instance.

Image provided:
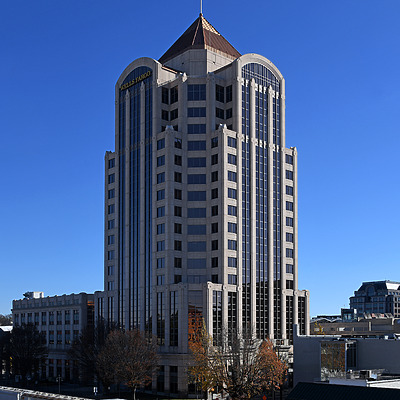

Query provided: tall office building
[101,14,309,393]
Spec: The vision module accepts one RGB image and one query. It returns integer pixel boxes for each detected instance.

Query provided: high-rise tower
[101,14,309,394]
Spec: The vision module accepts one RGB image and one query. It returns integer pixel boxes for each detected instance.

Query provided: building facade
[350,281,400,317]
[293,325,400,386]
[12,292,94,381]
[101,14,309,394]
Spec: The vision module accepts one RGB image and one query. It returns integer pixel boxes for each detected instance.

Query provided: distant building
[310,308,400,337]
[293,325,400,386]
[350,281,400,317]
[12,292,94,381]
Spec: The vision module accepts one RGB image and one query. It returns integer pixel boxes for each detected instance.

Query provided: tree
[9,324,47,380]
[97,329,158,400]
[0,329,11,378]
[69,319,118,385]
[189,323,287,400]
[0,314,12,326]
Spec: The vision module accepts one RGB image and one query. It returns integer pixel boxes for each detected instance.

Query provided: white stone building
[12,292,94,381]
[100,14,310,394]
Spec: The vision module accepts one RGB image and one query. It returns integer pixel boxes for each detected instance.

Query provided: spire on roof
[159,14,241,65]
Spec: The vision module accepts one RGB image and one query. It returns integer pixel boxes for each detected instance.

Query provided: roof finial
[200,0,203,15]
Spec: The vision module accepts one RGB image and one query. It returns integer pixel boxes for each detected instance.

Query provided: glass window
[157,206,165,217]
[162,87,169,104]
[157,223,165,234]
[228,274,237,284]
[216,85,224,103]
[286,185,293,195]
[228,257,237,268]
[211,222,218,233]
[162,109,169,121]
[211,205,218,216]
[108,189,115,199]
[170,109,178,121]
[211,188,218,199]
[108,158,115,169]
[188,174,206,184]
[188,157,206,168]
[226,85,232,103]
[108,265,114,275]
[228,205,237,216]
[188,84,206,100]
[286,264,293,274]
[188,191,206,201]
[215,85,225,103]
[157,241,165,251]
[108,174,115,184]
[174,189,182,200]
[108,250,114,260]
[228,240,237,250]
[174,240,182,251]
[286,201,293,211]
[216,108,224,119]
[211,275,218,283]
[170,86,178,104]
[212,240,218,250]
[108,204,115,214]
[188,225,206,235]
[174,206,182,217]
[286,154,293,164]
[228,188,237,199]
[226,108,233,119]
[174,223,182,234]
[157,275,165,286]
[188,124,206,134]
[174,172,182,183]
[188,107,206,117]
[228,154,237,165]
[108,219,115,229]
[157,138,165,150]
[228,171,237,182]
[174,257,182,268]
[108,235,115,245]
[211,171,218,182]
[286,232,294,242]
[188,208,206,218]
[286,217,293,226]
[211,154,218,165]
[286,248,294,258]
[157,172,165,184]
[157,155,165,167]
[228,222,237,233]
[174,137,182,149]
[212,257,218,268]
[188,140,206,151]
[211,137,218,148]
[188,241,206,252]
[286,170,293,180]
[227,137,237,148]
[175,155,182,166]
[174,275,182,284]
[157,258,165,269]
[157,189,165,201]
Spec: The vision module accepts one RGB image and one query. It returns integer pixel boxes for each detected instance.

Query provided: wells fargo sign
[120,70,152,91]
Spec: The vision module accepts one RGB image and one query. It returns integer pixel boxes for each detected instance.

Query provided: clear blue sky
[1,0,399,317]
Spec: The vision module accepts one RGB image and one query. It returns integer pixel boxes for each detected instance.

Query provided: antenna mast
[200,0,202,15]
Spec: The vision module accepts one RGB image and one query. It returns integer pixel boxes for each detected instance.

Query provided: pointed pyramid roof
[159,14,241,65]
